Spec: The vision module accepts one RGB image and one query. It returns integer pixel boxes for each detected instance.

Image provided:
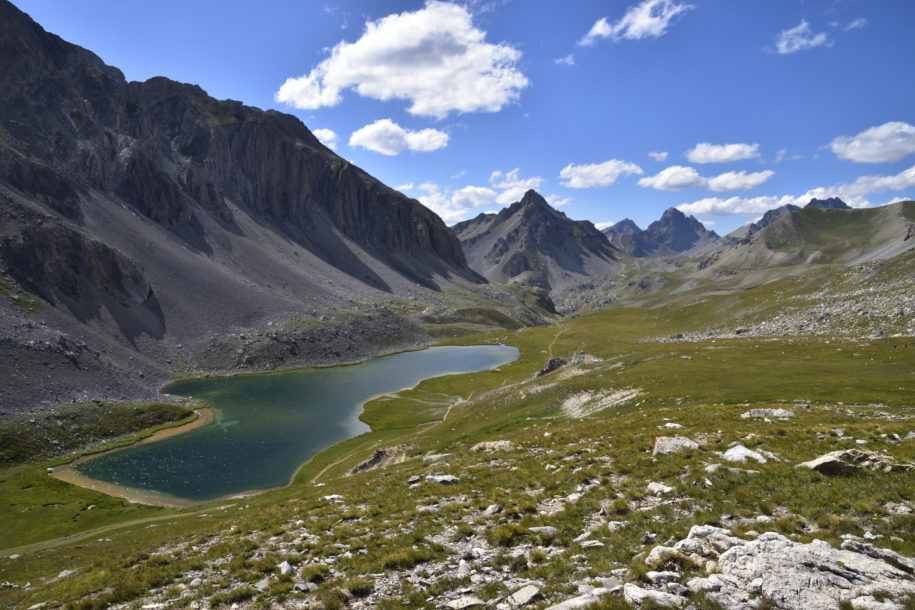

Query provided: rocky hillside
[602,208,719,257]
[453,190,621,310]
[0,1,553,414]
[701,201,915,272]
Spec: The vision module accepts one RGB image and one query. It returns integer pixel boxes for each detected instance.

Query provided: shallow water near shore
[74,345,518,503]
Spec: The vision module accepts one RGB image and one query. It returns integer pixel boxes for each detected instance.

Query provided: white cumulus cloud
[276,1,529,118]
[648,151,669,162]
[547,194,573,207]
[678,195,791,216]
[638,165,705,190]
[349,119,448,155]
[707,170,775,192]
[685,142,760,164]
[490,168,544,204]
[559,160,643,189]
[830,121,915,163]
[579,0,693,45]
[773,20,830,55]
[312,128,339,150]
[452,185,497,209]
[594,221,616,231]
[677,164,915,216]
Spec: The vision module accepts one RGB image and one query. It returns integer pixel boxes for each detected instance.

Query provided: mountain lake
[71,344,518,504]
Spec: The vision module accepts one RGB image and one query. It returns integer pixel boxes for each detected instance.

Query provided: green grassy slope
[1,251,913,609]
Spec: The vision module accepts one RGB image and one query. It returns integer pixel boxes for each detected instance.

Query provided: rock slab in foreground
[677,526,915,609]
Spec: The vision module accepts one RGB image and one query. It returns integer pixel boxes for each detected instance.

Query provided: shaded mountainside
[0,1,550,414]
[453,190,621,309]
[602,208,719,257]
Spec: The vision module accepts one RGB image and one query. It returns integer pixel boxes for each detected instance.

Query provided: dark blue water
[76,345,518,502]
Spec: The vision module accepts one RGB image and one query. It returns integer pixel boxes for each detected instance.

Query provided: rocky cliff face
[0,0,496,413]
[453,190,621,309]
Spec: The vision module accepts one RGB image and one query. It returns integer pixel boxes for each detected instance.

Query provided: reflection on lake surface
[76,345,518,502]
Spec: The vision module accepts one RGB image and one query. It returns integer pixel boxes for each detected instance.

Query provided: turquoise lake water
[75,345,518,502]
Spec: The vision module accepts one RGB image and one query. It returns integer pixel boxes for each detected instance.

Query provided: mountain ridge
[453,190,621,311]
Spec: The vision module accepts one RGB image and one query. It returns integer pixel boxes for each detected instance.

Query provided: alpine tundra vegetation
[1,1,914,609]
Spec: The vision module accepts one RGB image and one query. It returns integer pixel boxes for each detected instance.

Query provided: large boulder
[799,449,914,474]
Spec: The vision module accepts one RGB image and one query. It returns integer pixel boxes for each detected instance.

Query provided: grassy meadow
[1,258,913,608]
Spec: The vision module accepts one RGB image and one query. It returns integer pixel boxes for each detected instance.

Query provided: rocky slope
[0,0,551,414]
[453,190,621,311]
[602,208,719,258]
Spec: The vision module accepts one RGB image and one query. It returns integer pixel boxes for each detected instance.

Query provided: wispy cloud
[772,20,831,54]
[277,2,528,118]
[845,17,867,31]
[578,0,693,46]
[555,53,576,66]
[648,151,669,162]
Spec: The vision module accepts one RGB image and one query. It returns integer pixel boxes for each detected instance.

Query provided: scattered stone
[322,494,344,502]
[8,554,20,560]
[55,569,75,580]
[544,590,609,609]
[529,526,558,535]
[427,474,460,484]
[423,453,452,463]
[581,540,604,549]
[741,408,794,419]
[647,481,674,495]
[663,422,684,429]
[652,436,699,455]
[483,503,502,516]
[721,444,767,464]
[276,560,292,576]
[509,584,542,606]
[254,577,270,592]
[447,595,486,609]
[471,440,513,451]
[623,583,687,607]
[799,449,914,474]
[646,571,680,585]
[645,545,680,567]
[408,474,424,484]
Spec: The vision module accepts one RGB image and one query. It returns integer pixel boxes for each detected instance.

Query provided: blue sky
[16,0,915,234]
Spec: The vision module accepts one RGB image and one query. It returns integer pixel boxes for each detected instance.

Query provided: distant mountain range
[452,190,620,306]
[602,207,719,257]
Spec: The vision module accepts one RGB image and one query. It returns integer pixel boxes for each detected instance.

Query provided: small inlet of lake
[73,345,518,503]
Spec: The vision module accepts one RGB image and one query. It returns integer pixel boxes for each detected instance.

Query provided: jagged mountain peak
[453,191,620,310]
[806,197,851,210]
[605,219,642,235]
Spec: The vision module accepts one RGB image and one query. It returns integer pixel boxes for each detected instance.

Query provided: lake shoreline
[52,344,519,508]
